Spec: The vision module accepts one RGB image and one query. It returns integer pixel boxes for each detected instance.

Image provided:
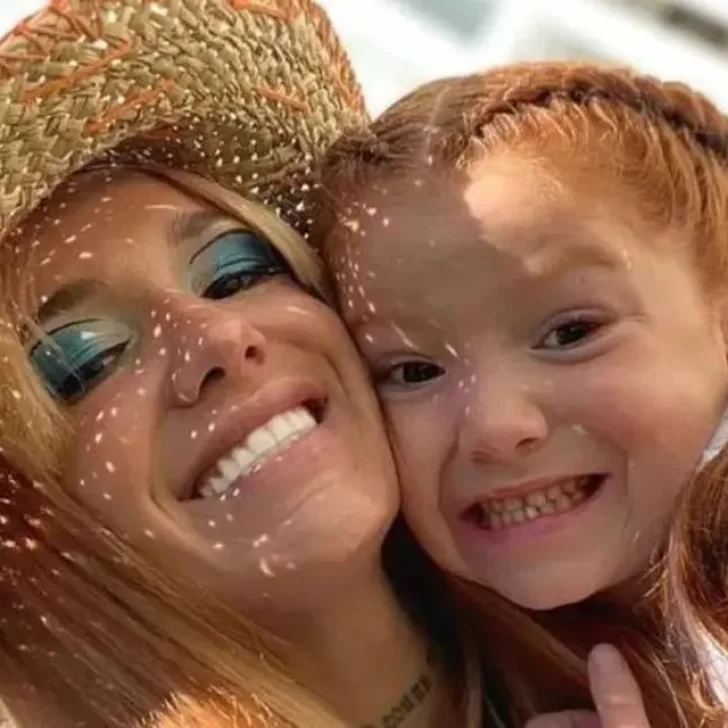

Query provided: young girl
[319,61,728,727]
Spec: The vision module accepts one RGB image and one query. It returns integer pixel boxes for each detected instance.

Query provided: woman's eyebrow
[169,210,233,250]
[36,278,107,326]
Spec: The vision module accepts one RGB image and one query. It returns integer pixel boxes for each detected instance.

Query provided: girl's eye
[190,230,291,300]
[30,319,132,403]
[538,318,603,350]
[378,360,445,389]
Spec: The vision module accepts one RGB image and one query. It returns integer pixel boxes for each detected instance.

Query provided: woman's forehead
[3,172,203,313]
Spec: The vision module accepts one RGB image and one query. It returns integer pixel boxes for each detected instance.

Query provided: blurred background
[318,0,728,114]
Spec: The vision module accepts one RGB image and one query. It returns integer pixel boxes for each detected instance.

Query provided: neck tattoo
[360,666,434,728]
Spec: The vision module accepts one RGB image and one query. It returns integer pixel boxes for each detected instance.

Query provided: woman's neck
[276,561,463,728]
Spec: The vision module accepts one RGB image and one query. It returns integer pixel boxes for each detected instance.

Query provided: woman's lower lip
[454,476,608,549]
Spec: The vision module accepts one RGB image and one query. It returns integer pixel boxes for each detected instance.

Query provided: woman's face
[10,170,398,617]
[326,154,728,610]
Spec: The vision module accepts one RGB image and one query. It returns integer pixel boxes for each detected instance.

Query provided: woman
[0,1,474,726]
[318,61,728,727]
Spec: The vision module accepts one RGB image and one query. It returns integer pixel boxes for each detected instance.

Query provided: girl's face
[9,170,398,618]
[327,154,728,610]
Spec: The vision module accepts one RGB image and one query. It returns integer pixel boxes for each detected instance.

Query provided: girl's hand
[524,644,650,728]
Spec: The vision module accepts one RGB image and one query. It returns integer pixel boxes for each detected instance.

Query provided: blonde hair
[0,166,348,728]
[319,61,728,727]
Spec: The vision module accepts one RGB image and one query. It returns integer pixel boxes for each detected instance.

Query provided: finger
[588,644,649,727]
[524,711,601,728]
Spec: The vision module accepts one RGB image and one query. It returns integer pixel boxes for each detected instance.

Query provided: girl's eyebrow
[524,243,621,280]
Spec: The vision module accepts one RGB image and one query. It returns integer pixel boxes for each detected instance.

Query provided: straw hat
[0,0,368,241]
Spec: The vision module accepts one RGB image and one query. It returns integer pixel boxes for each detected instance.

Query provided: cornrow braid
[323,61,728,178]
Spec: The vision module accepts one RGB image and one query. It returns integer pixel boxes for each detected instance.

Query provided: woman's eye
[30,320,132,403]
[190,230,291,300]
[539,318,603,350]
[379,360,445,388]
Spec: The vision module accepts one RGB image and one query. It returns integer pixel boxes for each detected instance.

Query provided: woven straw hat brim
[0,0,368,241]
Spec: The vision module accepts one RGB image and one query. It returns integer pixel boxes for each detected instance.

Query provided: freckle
[78,251,93,259]
[190,430,198,440]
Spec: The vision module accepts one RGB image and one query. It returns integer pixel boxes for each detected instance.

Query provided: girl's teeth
[197,406,317,499]
[547,485,562,501]
[476,476,600,530]
[555,496,572,512]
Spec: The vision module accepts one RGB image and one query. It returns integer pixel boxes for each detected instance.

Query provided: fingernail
[589,643,626,677]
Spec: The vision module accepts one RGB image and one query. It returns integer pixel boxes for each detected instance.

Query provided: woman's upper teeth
[198,406,317,498]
